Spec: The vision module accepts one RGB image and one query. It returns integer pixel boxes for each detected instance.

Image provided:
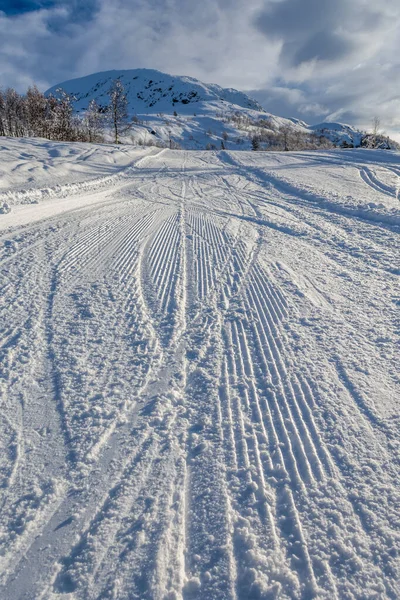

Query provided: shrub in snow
[0,202,11,214]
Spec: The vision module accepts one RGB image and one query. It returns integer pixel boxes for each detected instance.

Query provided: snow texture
[45,69,369,151]
[0,138,399,600]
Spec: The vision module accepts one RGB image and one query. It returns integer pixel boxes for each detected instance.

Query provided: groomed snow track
[0,144,399,600]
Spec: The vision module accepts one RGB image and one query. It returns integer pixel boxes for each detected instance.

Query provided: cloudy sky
[1,0,400,136]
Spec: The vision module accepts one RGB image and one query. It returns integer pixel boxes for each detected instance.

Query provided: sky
[1,0,400,137]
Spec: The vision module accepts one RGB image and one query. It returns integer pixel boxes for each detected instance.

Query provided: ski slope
[0,139,399,600]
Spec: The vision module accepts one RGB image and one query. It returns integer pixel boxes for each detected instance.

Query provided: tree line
[0,79,129,144]
[250,125,335,152]
[2,79,397,152]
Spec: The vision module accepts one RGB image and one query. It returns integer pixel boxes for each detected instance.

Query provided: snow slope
[0,138,399,599]
[46,68,286,150]
[45,69,394,152]
[45,68,264,114]
[47,69,361,151]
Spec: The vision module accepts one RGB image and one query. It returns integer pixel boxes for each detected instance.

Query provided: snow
[309,122,364,147]
[0,138,399,600]
[45,68,264,114]
[46,69,374,151]
[45,69,281,151]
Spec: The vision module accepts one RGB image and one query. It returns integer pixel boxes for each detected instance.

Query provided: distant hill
[46,68,264,114]
[309,122,364,147]
[46,70,399,151]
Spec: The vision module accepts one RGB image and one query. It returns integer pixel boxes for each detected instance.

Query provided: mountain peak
[46,68,264,114]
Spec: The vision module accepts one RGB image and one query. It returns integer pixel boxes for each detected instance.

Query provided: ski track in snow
[0,141,399,600]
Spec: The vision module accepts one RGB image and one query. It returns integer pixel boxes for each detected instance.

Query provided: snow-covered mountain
[46,68,264,114]
[45,69,309,150]
[46,69,396,151]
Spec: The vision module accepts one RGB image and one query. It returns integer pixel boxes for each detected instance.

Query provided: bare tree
[107,79,128,144]
[0,90,5,136]
[279,124,292,151]
[4,88,22,136]
[83,99,104,143]
[44,94,58,139]
[361,116,389,149]
[52,88,75,141]
[26,85,47,137]
[372,116,381,136]
[370,116,381,148]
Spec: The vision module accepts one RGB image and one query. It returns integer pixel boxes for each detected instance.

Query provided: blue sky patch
[1,0,56,15]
